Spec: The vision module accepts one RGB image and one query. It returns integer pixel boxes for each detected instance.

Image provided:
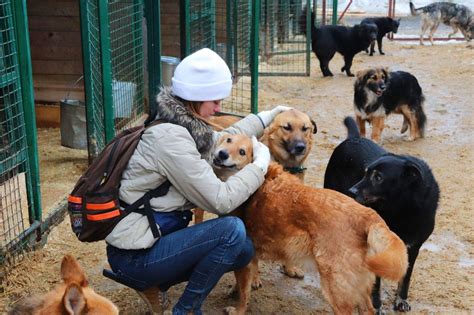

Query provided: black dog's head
[358,23,378,42]
[355,67,389,97]
[348,155,424,206]
[390,18,400,34]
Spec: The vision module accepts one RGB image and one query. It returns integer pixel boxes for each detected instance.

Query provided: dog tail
[366,223,408,282]
[343,116,360,139]
[409,2,420,16]
[416,96,427,138]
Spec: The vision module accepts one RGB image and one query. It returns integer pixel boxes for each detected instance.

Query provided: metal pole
[179,0,191,58]
[98,1,115,142]
[306,0,311,76]
[145,0,162,103]
[13,0,42,221]
[250,0,260,113]
[332,0,338,25]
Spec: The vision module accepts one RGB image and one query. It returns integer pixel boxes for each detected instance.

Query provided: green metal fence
[181,0,260,114]
[80,0,148,158]
[259,0,311,76]
[0,0,41,266]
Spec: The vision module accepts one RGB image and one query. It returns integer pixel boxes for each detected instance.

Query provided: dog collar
[284,166,307,174]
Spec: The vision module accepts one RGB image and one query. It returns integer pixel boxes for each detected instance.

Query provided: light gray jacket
[105,89,265,249]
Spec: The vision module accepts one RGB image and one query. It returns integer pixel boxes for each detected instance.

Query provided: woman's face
[199,100,222,118]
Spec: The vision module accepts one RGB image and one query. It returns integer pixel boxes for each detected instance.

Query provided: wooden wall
[160,0,181,58]
[28,0,84,103]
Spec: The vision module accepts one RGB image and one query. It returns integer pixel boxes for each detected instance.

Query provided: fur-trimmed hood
[153,87,214,161]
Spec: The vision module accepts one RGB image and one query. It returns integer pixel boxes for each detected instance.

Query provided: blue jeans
[107,216,254,315]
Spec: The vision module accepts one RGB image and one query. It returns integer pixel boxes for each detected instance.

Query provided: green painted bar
[332,0,338,25]
[98,1,114,142]
[306,0,311,76]
[250,0,260,113]
[13,0,42,221]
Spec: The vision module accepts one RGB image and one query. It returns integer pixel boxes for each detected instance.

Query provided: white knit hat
[172,48,232,101]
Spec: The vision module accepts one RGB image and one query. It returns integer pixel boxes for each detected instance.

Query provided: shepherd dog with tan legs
[354,67,426,143]
[8,254,118,315]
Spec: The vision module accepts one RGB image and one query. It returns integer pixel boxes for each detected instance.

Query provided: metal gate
[0,0,41,266]
[258,0,311,76]
[80,0,149,158]
[180,0,260,114]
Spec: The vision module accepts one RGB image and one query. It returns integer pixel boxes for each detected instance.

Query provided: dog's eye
[226,138,232,143]
[283,125,292,131]
[302,126,309,132]
[371,75,377,80]
[371,172,383,183]
[239,149,246,156]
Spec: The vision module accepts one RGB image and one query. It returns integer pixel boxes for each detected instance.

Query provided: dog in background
[354,67,426,142]
[300,8,378,76]
[215,134,408,315]
[410,1,474,45]
[8,254,118,315]
[324,117,440,312]
[361,17,400,55]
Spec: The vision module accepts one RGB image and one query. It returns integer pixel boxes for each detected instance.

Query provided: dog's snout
[294,143,306,154]
[348,186,358,198]
[379,83,386,90]
[218,150,229,160]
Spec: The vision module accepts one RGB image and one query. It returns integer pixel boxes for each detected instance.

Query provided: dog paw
[251,277,263,289]
[224,306,238,315]
[281,265,305,279]
[347,73,355,77]
[393,296,411,312]
[341,66,345,72]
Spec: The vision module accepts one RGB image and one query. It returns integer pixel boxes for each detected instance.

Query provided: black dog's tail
[299,6,315,36]
[344,116,360,139]
[416,95,427,137]
[409,2,420,16]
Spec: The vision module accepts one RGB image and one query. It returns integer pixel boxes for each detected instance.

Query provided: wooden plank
[29,31,81,47]
[27,0,79,17]
[32,60,83,75]
[31,45,83,61]
[161,1,180,14]
[34,88,84,103]
[28,15,80,32]
[35,104,61,128]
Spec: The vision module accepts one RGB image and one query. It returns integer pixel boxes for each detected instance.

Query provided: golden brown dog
[8,254,118,315]
[197,110,317,279]
[215,134,408,315]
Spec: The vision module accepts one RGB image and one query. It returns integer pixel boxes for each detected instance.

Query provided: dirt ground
[1,40,473,314]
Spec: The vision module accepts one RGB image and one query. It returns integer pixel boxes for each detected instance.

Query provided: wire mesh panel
[259,0,311,76]
[80,0,147,157]
[182,0,258,114]
[0,0,38,264]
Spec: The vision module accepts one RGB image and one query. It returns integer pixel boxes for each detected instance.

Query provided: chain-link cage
[182,0,259,115]
[0,0,40,267]
[259,0,311,76]
[80,0,147,158]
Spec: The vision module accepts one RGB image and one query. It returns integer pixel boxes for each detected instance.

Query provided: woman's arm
[148,124,265,215]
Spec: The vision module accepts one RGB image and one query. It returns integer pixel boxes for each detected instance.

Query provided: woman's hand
[252,136,271,174]
[257,105,293,127]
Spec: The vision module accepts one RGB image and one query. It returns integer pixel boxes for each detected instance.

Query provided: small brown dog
[8,254,118,315]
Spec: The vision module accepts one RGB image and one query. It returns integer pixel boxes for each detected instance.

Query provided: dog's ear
[310,119,317,134]
[356,69,369,82]
[61,255,88,287]
[382,67,390,79]
[63,283,86,315]
[403,161,424,183]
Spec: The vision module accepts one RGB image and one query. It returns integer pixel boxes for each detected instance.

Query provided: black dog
[361,17,400,55]
[300,9,377,77]
[354,67,426,142]
[324,117,439,313]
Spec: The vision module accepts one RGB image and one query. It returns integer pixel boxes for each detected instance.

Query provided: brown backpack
[67,123,170,242]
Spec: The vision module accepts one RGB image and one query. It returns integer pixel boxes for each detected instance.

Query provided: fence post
[332,0,338,25]
[145,0,162,106]
[13,0,42,222]
[251,0,260,113]
[179,0,191,58]
[98,1,115,143]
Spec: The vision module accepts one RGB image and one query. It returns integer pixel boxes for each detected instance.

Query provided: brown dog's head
[261,109,316,168]
[9,255,119,315]
[212,134,253,180]
[356,67,390,97]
